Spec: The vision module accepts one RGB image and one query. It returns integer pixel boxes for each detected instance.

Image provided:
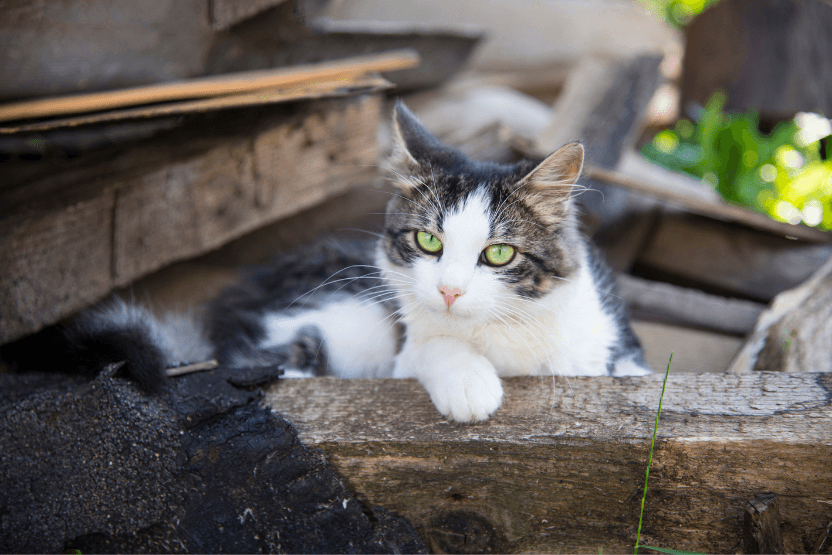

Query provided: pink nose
[439,286,463,307]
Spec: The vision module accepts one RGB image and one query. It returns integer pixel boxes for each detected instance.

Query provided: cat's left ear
[518,142,584,216]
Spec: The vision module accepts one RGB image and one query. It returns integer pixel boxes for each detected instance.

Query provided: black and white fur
[2,103,649,422]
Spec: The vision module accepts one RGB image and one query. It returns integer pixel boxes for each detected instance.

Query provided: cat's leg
[394,336,503,422]
[260,300,398,378]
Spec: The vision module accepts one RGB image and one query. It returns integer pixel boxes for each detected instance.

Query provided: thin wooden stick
[166,359,219,377]
[0,50,419,122]
[584,164,832,243]
[0,75,392,134]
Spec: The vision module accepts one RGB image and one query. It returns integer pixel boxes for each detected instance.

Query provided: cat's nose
[439,285,464,307]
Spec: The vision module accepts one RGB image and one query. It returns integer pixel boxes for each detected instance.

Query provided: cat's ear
[518,142,584,218]
[389,101,424,170]
[388,101,465,184]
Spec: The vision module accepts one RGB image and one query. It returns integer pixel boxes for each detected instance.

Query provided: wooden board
[637,213,832,302]
[210,0,290,30]
[0,94,382,344]
[0,194,114,346]
[0,50,418,122]
[321,0,680,86]
[266,374,832,554]
[620,274,765,335]
[0,76,392,134]
[585,164,832,244]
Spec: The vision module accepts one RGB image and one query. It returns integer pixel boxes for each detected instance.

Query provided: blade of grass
[641,546,707,555]
[634,353,672,555]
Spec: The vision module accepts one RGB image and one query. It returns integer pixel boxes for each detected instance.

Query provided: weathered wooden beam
[266,373,832,554]
[730,255,832,374]
[743,493,784,554]
[636,213,832,302]
[0,94,382,344]
[619,274,765,335]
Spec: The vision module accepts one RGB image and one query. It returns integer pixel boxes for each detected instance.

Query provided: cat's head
[380,102,585,320]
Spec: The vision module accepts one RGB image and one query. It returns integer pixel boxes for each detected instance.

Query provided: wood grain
[0,76,392,134]
[0,194,114,344]
[637,214,832,301]
[1,94,382,342]
[266,374,832,553]
[0,50,418,122]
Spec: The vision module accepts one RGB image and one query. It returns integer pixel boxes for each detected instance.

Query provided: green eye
[483,244,515,266]
[416,231,443,253]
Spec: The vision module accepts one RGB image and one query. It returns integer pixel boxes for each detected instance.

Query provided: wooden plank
[0,0,218,102]
[305,18,483,91]
[743,493,784,554]
[0,76,392,134]
[542,55,663,234]
[631,320,743,374]
[265,373,832,553]
[210,0,290,30]
[585,164,832,243]
[637,213,832,302]
[0,194,114,344]
[0,50,418,122]
[0,94,382,342]
[535,55,619,156]
[113,94,381,286]
[321,0,680,84]
[620,274,765,335]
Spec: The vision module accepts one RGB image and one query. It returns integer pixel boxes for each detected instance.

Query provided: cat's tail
[0,301,212,392]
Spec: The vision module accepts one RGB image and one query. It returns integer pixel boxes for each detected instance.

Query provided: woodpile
[2,0,831,553]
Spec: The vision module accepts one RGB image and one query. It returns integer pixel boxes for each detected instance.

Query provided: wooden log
[729,256,832,374]
[619,274,766,335]
[0,94,382,344]
[266,374,832,554]
[743,493,784,554]
[636,213,832,302]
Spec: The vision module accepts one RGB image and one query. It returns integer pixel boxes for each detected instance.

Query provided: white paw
[428,361,503,423]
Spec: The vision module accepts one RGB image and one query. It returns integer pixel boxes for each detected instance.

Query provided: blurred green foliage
[638,0,722,27]
[642,92,832,230]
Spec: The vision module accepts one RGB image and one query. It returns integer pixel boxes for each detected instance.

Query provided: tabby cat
[2,102,650,422]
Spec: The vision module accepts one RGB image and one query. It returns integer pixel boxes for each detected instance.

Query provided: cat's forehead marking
[441,187,492,245]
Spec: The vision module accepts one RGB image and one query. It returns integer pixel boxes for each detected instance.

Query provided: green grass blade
[634,353,672,555]
[642,546,708,555]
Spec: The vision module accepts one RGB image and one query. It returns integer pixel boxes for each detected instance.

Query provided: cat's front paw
[428,362,503,423]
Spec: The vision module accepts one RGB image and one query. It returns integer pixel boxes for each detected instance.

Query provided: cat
[1,102,650,422]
